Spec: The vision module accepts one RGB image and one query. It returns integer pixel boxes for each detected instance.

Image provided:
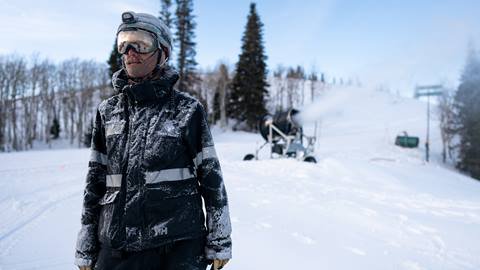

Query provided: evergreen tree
[175,0,199,97]
[229,3,269,131]
[160,0,173,28]
[107,41,122,79]
[50,117,61,139]
[454,46,480,180]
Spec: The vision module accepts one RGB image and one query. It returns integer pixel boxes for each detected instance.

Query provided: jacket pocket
[105,120,125,137]
[144,190,204,239]
[143,134,185,169]
[145,178,199,201]
[104,120,126,167]
[98,190,120,242]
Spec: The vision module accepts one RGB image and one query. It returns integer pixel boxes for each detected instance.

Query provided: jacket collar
[112,65,179,105]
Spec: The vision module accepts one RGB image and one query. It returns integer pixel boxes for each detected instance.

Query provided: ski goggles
[117,29,158,54]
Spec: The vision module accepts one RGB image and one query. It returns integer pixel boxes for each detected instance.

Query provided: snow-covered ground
[1,86,479,270]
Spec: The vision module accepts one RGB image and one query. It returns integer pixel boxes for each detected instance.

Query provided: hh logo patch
[152,224,168,236]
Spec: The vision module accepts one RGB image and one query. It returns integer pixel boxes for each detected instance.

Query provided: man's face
[123,48,159,79]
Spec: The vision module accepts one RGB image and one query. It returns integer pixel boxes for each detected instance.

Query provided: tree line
[0,55,111,151]
[0,1,346,152]
[0,52,329,152]
[438,45,480,180]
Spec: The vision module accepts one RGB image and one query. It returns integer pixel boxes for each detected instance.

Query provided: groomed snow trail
[1,86,479,269]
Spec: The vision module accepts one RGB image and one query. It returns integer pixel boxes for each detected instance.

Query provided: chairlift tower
[414,85,444,162]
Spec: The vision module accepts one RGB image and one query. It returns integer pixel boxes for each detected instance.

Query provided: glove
[211,259,229,270]
[79,266,92,270]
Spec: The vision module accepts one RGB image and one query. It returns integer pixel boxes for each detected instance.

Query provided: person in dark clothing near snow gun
[75,11,232,270]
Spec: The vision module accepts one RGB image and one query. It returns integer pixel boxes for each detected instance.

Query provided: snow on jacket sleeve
[74,108,107,266]
[185,102,232,260]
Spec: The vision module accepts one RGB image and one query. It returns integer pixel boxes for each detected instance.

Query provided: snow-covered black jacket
[74,66,232,266]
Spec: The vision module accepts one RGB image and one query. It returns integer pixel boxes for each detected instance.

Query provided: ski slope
[1,86,479,270]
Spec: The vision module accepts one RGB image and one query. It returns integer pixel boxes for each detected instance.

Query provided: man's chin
[126,67,147,78]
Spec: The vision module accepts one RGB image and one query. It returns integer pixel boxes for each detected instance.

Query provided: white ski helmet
[117,11,172,59]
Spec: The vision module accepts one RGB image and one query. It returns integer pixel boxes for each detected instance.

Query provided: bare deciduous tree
[309,71,318,103]
[273,65,285,112]
[216,63,230,129]
[438,89,456,163]
[0,54,110,151]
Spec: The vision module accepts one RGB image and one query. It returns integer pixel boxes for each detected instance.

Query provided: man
[75,11,232,270]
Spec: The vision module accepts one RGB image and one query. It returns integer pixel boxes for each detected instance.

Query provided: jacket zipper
[140,106,154,246]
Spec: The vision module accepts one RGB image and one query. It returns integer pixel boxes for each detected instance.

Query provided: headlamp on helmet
[117,11,172,59]
[122,12,136,23]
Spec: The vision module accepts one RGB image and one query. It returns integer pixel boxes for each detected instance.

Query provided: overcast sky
[1,0,479,94]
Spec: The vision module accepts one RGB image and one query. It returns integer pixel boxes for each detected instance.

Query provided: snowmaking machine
[243,108,317,163]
